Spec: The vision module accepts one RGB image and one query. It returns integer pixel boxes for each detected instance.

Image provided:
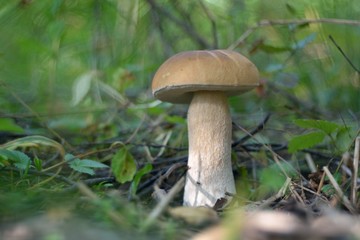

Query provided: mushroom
[152,50,259,207]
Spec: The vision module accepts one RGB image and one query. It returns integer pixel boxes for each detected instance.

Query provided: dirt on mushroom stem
[184,91,236,207]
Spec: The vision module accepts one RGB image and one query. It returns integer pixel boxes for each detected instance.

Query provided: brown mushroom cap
[152,50,259,103]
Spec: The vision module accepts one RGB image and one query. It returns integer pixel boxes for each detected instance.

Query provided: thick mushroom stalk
[183,91,236,207]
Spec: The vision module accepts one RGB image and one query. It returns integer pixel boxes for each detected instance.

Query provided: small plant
[288,119,355,153]
[0,135,108,176]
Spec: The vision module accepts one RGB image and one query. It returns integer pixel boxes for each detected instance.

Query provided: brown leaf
[168,206,218,226]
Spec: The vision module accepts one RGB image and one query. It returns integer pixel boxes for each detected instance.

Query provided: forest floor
[1,111,359,240]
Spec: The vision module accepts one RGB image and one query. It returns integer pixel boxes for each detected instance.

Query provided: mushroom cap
[152,50,259,103]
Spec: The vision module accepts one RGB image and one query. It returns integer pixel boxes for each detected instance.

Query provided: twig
[0,81,72,149]
[323,166,356,214]
[143,176,185,229]
[146,0,211,49]
[232,113,271,147]
[305,153,317,173]
[125,116,146,144]
[232,122,307,182]
[351,137,360,206]
[156,162,187,187]
[292,181,328,202]
[273,154,291,179]
[266,81,321,117]
[228,18,360,50]
[77,182,130,227]
[2,166,75,185]
[261,18,360,26]
[148,3,174,56]
[317,171,326,195]
[289,181,306,206]
[154,131,173,159]
[63,177,116,192]
[329,35,360,73]
[198,0,218,48]
[28,166,63,190]
[258,177,291,209]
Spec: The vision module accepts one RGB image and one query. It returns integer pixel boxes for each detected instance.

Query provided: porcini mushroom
[152,50,259,207]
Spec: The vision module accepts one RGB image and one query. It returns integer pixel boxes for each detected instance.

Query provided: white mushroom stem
[183,91,236,207]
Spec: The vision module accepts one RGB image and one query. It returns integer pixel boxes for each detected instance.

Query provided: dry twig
[329,35,360,73]
[305,153,317,173]
[147,0,211,49]
[77,182,129,227]
[351,137,360,206]
[143,176,185,229]
[228,18,360,50]
[323,166,356,214]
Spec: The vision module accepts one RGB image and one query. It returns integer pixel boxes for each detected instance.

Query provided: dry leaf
[168,206,219,226]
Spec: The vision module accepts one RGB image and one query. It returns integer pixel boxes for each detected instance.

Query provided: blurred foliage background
[1,0,358,126]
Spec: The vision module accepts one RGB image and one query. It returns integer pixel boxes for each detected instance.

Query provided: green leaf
[294,119,341,135]
[0,118,24,133]
[259,44,291,53]
[0,149,31,170]
[65,153,76,162]
[335,127,354,152]
[130,163,153,197]
[98,80,125,104]
[67,154,108,175]
[111,146,137,184]
[33,156,43,171]
[288,131,326,153]
[78,159,108,169]
[165,115,186,124]
[258,163,294,195]
[69,159,95,175]
[71,71,95,106]
[285,3,297,14]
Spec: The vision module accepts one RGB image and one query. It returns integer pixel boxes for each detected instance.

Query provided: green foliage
[111,146,137,184]
[0,118,24,133]
[165,115,186,125]
[130,163,153,198]
[0,137,108,176]
[293,119,341,135]
[257,162,295,198]
[66,154,108,176]
[33,156,43,171]
[288,119,354,153]
[0,149,30,170]
[288,131,326,153]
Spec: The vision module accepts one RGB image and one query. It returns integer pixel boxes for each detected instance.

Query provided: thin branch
[143,176,185,229]
[0,81,72,149]
[261,18,360,26]
[2,166,75,185]
[198,0,218,48]
[352,137,360,206]
[323,166,357,214]
[63,177,116,192]
[233,123,307,182]
[228,18,360,50]
[232,113,271,147]
[148,2,174,56]
[77,182,130,228]
[329,35,360,73]
[146,0,211,49]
